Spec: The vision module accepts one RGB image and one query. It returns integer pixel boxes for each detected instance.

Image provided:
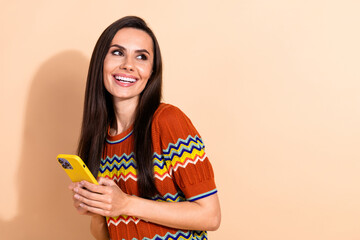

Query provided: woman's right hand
[69,182,110,239]
[68,182,95,216]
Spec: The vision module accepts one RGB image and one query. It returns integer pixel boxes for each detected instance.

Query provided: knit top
[98,103,217,240]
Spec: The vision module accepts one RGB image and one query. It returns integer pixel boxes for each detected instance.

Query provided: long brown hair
[78,16,162,198]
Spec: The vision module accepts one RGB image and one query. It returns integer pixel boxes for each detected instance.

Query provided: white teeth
[114,76,136,83]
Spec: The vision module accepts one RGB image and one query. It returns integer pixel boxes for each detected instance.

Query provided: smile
[114,75,137,83]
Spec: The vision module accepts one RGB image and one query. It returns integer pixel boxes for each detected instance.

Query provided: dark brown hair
[78,16,162,198]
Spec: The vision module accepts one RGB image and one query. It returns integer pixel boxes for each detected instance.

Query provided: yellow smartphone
[57,154,98,185]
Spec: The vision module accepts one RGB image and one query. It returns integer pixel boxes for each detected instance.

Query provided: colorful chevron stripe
[142,230,208,240]
[162,135,204,156]
[151,191,186,202]
[161,135,207,172]
[106,215,140,226]
[99,153,137,181]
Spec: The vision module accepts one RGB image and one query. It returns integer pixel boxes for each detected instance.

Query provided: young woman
[69,16,221,240]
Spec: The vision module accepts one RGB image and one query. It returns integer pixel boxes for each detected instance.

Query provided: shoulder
[153,103,190,125]
[152,103,199,139]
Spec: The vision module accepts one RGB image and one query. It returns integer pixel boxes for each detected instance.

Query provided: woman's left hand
[73,177,130,217]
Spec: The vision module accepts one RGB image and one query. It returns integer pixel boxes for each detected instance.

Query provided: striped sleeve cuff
[187,189,218,202]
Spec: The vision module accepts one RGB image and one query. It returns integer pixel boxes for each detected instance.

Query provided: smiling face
[103,27,154,103]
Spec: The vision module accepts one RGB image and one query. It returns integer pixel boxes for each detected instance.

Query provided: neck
[111,97,139,135]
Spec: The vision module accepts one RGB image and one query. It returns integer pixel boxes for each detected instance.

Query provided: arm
[73,178,221,231]
[90,215,110,240]
[69,182,110,240]
[128,191,221,230]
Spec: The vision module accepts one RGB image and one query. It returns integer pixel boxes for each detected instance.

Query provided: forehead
[111,28,153,52]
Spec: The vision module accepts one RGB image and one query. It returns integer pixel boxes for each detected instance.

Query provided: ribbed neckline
[106,124,134,144]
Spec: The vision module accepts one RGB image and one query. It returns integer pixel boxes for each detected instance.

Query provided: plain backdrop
[1,0,360,239]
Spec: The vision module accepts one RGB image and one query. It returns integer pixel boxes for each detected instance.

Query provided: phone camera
[58,158,73,170]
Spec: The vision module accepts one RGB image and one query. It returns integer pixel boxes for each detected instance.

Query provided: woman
[69,16,221,240]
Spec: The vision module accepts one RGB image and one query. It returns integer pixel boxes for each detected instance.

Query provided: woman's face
[103,27,154,103]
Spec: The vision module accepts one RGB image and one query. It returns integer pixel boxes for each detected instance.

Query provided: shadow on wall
[0,51,94,239]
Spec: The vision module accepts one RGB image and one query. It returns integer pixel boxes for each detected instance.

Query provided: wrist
[124,194,137,217]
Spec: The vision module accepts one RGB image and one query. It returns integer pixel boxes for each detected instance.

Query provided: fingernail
[74,188,78,193]
[74,194,80,199]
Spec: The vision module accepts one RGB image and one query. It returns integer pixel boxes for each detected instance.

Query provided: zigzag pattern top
[98,103,217,240]
[99,153,137,181]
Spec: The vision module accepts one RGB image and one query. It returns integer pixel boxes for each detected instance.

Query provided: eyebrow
[109,44,151,55]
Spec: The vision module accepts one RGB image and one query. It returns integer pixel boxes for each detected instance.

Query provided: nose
[120,55,134,72]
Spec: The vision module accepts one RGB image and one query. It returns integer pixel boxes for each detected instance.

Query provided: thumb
[98,177,116,186]
[68,182,76,191]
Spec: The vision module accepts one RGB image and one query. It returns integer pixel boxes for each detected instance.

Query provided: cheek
[138,61,153,78]
[103,58,116,80]
[103,58,114,73]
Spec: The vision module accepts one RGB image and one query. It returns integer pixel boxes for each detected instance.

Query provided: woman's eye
[111,50,123,56]
[137,54,148,60]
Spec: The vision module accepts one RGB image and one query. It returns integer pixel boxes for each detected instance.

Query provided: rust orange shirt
[98,103,217,240]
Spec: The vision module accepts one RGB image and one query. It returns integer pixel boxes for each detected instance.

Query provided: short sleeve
[152,104,217,201]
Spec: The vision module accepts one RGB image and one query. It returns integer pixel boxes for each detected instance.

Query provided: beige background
[1,0,360,239]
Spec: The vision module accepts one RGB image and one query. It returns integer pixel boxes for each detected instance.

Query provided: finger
[69,181,83,192]
[68,182,80,191]
[75,186,106,202]
[98,177,116,186]
[72,195,95,215]
[73,196,87,210]
[74,193,111,211]
[80,181,108,194]
[73,195,85,205]
[73,198,85,211]
[75,203,91,215]
[79,202,112,217]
